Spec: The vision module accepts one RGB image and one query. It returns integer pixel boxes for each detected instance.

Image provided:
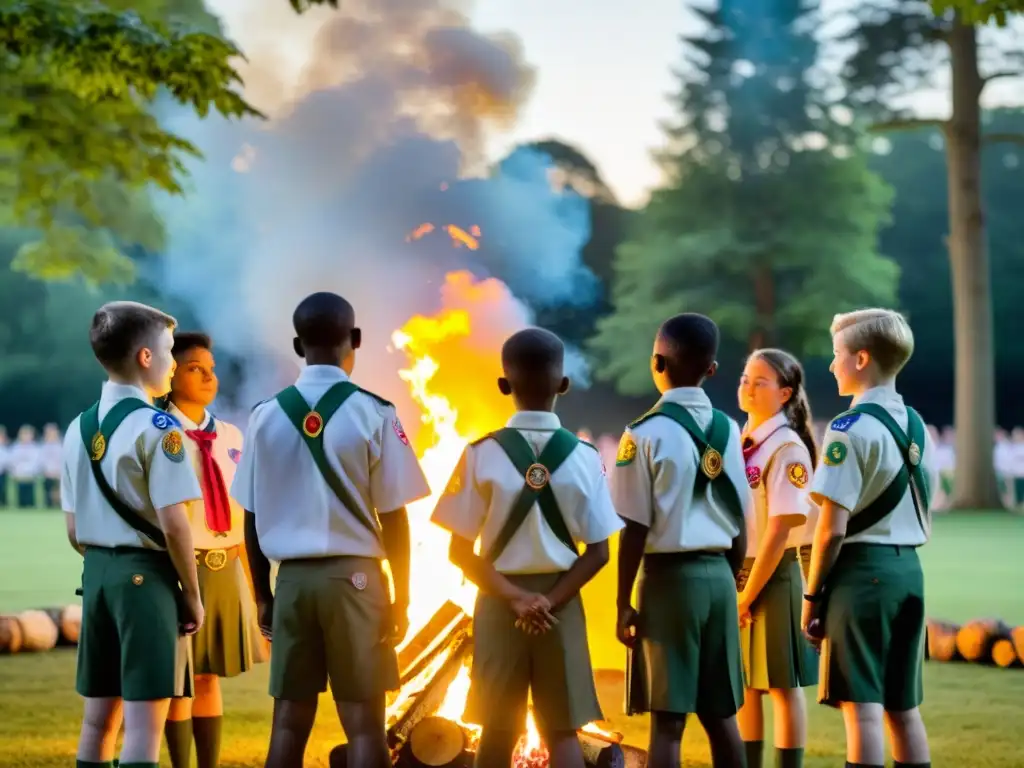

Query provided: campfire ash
[329,601,648,768]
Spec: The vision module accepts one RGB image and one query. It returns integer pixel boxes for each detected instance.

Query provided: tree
[589,0,898,396]
[931,0,1024,25]
[0,0,260,283]
[841,2,1023,508]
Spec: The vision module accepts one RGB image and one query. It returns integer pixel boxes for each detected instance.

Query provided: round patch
[616,433,637,466]
[227,448,242,464]
[701,447,723,480]
[786,462,809,488]
[161,430,185,463]
[131,574,144,586]
[525,463,550,490]
[90,432,106,461]
[824,440,847,466]
[908,441,921,467]
[152,412,178,431]
[351,572,368,590]
[746,465,762,488]
[393,418,409,445]
[302,411,324,438]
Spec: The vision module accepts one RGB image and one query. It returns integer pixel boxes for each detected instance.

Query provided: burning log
[925,619,961,662]
[398,601,469,685]
[955,619,1011,662]
[403,716,473,766]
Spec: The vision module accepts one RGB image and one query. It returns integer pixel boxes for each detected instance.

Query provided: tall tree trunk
[945,17,1002,510]
[749,264,775,352]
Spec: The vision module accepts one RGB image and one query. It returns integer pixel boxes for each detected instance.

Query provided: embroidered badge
[701,447,723,480]
[152,411,178,431]
[824,440,847,466]
[90,432,106,461]
[787,462,809,488]
[302,411,324,438]
[393,418,409,446]
[616,433,637,466]
[746,465,762,488]
[829,413,860,433]
[525,463,550,490]
[131,574,144,586]
[162,430,185,463]
[227,448,242,464]
[351,572,368,590]
[908,441,922,467]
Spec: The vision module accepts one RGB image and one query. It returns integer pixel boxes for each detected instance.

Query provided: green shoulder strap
[483,427,580,563]
[275,382,382,542]
[79,399,167,548]
[844,403,930,537]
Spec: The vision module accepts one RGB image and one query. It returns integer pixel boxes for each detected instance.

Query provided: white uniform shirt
[809,386,939,546]
[61,382,204,549]
[0,443,8,474]
[231,365,431,561]
[742,412,815,556]
[8,440,41,480]
[610,387,753,553]
[1011,442,1024,479]
[167,403,246,550]
[430,411,624,575]
[40,439,63,479]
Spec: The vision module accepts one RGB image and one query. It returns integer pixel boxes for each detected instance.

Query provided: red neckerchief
[742,422,788,465]
[184,418,231,534]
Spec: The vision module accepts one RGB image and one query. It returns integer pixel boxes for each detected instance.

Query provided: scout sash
[479,427,580,563]
[275,382,383,543]
[843,404,930,537]
[631,403,746,532]
[79,399,167,548]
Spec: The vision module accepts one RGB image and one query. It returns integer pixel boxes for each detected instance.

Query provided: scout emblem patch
[393,418,409,445]
[302,411,324,438]
[90,432,106,461]
[162,430,185,463]
[351,572,367,590]
[616,433,637,466]
[830,413,860,433]
[746,465,762,488]
[131,574,144,586]
[228,448,242,464]
[525,463,550,490]
[701,447,723,480]
[908,441,922,467]
[787,462,809,488]
[152,412,178,430]
[824,440,847,466]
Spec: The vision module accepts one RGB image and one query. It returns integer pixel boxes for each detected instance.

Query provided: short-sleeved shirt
[167,403,246,550]
[742,412,816,556]
[610,387,753,553]
[62,382,204,550]
[809,386,938,546]
[430,411,623,575]
[231,365,431,562]
[8,441,41,479]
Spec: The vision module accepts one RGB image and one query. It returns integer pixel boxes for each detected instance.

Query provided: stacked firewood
[0,606,81,654]
[926,618,1024,669]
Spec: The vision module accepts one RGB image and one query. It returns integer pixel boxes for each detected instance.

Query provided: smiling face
[170,345,218,408]
[737,355,791,420]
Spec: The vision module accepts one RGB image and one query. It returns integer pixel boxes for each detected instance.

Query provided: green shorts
[465,573,602,733]
[192,557,265,678]
[269,556,399,702]
[819,544,925,710]
[77,547,193,701]
[739,549,818,692]
[633,551,744,718]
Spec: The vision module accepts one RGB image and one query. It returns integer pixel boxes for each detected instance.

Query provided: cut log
[1011,626,1024,661]
[60,604,82,645]
[399,603,469,687]
[926,619,962,662]
[991,639,1019,668]
[17,609,59,652]
[408,716,468,766]
[0,615,23,654]
[579,732,626,767]
[955,619,1011,662]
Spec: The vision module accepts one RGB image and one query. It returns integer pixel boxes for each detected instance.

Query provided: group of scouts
[62,296,934,768]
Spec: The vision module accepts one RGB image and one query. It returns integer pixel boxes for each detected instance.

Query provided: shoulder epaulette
[578,439,598,452]
[354,385,393,408]
[628,407,661,429]
[470,432,496,447]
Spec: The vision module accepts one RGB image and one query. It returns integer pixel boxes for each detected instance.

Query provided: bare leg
[336,696,390,768]
[840,702,885,766]
[542,728,585,768]
[78,697,123,762]
[121,699,172,764]
[648,711,687,768]
[474,728,518,768]
[884,707,930,765]
[696,711,745,768]
[265,697,318,768]
[768,688,806,749]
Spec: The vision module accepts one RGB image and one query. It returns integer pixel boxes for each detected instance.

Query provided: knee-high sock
[164,718,193,768]
[193,716,223,768]
[76,762,113,767]
[744,740,764,768]
[775,747,803,768]
[844,763,883,768]
[893,763,931,767]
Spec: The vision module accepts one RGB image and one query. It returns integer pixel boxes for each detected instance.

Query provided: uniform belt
[195,545,241,572]
[642,550,724,569]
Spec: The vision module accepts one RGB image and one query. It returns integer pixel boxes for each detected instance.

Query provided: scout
[0,425,9,507]
[10,424,40,508]
[802,308,936,768]
[611,312,751,768]
[735,349,820,768]
[232,291,431,768]
[431,327,623,768]
[42,423,64,508]
[62,301,204,768]
[162,332,264,768]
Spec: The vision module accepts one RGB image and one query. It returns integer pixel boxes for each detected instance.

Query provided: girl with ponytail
[734,348,819,768]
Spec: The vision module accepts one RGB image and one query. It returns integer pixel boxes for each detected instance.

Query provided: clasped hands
[511,592,559,635]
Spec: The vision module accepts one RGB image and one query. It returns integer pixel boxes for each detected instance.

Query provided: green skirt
[739,549,818,692]
[192,557,266,678]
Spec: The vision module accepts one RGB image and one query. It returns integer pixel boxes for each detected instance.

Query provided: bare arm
[616,519,648,610]
[741,514,802,603]
[244,510,273,605]
[64,512,85,557]
[379,507,411,611]
[546,540,610,611]
[448,534,530,603]
[726,524,748,578]
[156,503,200,599]
[806,499,850,597]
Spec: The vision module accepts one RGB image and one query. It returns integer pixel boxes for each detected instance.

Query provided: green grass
[1,510,1022,767]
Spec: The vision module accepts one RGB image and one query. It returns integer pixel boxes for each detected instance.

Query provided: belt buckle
[204,549,228,571]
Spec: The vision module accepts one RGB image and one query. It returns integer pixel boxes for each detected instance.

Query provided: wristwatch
[803,592,822,603]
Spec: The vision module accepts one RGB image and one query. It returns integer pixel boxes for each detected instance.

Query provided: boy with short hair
[802,308,935,768]
[62,301,204,768]
[233,292,430,768]
[611,313,751,768]
[431,327,623,768]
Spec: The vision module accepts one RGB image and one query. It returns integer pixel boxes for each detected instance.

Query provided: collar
[853,385,902,408]
[296,365,350,385]
[656,387,712,409]
[744,411,789,444]
[167,402,213,431]
[100,381,151,407]
[506,411,562,431]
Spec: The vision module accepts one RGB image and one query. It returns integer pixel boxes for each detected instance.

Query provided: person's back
[10,425,40,508]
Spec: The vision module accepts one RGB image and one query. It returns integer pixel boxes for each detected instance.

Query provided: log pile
[926,617,1023,669]
[0,605,81,654]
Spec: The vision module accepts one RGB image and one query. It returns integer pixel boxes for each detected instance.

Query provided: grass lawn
[1,510,1022,767]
